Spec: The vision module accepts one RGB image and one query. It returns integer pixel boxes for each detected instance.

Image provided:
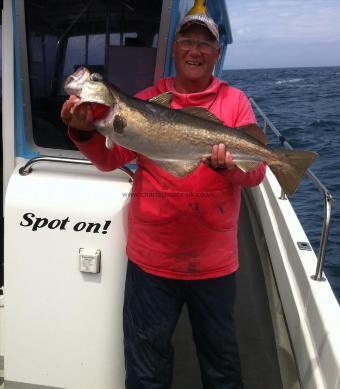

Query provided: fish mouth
[64,67,91,96]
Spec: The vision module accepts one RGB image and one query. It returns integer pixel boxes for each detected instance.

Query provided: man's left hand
[202,143,236,170]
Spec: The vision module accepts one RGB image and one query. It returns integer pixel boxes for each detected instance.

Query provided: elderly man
[61,12,265,389]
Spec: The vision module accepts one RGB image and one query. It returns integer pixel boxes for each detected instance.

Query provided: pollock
[64,67,318,195]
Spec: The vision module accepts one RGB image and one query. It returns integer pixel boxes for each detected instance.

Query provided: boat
[0,0,339,388]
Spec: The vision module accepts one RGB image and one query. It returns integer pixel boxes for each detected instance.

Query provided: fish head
[64,66,117,107]
[64,67,128,150]
[64,67,91,96]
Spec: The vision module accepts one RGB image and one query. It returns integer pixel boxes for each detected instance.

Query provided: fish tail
[269,150,318,196]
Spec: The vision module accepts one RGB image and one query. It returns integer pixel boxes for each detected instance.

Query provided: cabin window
[23,0,164,151]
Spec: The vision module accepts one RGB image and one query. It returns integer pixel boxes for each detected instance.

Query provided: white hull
[248,170,340,389]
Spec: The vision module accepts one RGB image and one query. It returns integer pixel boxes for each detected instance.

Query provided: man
[61,13,266,389]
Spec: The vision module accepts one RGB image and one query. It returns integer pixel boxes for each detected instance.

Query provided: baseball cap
[176,13,219,42]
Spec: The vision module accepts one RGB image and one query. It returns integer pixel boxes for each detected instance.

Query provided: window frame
[15,0,173,158]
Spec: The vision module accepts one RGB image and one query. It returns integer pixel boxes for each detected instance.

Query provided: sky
[223,0,340,69]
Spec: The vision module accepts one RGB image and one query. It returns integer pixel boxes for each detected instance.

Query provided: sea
[221,66,340,303]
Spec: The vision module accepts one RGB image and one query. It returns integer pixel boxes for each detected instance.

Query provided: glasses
[175,38,219,54]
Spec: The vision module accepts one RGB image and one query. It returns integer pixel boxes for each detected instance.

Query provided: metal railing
[250,98,333,282]
[19,156,135,181]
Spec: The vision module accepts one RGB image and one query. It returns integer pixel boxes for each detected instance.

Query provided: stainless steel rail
[250,98,333,282]
[18,156,135,181]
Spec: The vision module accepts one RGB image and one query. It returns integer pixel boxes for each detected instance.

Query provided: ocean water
[222,66,340,302]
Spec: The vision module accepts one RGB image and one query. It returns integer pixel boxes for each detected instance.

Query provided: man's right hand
[61,95,96,132]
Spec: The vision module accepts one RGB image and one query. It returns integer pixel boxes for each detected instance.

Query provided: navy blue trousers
[123,260,243,389]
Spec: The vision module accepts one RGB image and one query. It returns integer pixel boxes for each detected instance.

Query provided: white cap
[176,13,219,42]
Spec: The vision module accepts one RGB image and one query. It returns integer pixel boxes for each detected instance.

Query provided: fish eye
[90,73,104,82]
[66,75,75,83]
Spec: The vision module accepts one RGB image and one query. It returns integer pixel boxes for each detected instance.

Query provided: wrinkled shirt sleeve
[234,91,257,127]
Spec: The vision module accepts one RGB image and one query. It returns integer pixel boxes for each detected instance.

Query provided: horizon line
[222,64,340,71]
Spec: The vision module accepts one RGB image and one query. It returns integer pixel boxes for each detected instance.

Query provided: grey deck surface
[172,197,283,389]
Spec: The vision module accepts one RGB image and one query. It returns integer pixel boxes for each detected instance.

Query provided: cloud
[227,0,340,42]
[224,0,340,68]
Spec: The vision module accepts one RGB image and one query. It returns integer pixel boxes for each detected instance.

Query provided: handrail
[250,97,333,282]
[18,156,134,181]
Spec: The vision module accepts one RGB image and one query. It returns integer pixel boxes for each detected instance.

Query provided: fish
[64,67,318,196]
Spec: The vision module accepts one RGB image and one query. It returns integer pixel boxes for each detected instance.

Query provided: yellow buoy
[187,0,207,15]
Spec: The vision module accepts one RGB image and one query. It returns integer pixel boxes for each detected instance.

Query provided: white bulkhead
[4,165,131,388]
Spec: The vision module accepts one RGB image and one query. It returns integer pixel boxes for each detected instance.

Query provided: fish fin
[149,92,173,107]
[237,124,268,145]
[105,137,114,149]
[270,150,318,196]
[236,161,261,172]
[152,160,200,176]
[180,107,223,124]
